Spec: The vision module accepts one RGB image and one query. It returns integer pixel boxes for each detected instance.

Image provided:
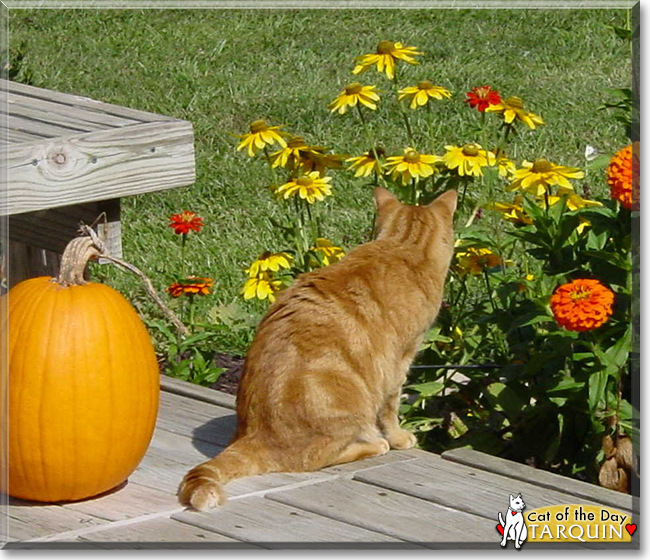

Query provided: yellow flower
[270,137,345,175]
[236,119,288,157]
[329,82,380,114]
[508,159,584,196]
[346,147,385,178]
[486,96,545,130]
[442,143,495,177]
[496,155,517,180]
[270,136,314,170]
[241,272,283,303]
[455,247,503,276]
[276,172,333,204]
[384,147,441,185]
[246,251,293,278]
[545,193,603,234]
[353,40,423,80]
[398,81,452,109]
[485,195,532,225]
[301,150,347,176]
[311,238,346,266]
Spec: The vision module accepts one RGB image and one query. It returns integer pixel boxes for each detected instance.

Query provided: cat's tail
[178,437,276,511]
[498,512,505,527]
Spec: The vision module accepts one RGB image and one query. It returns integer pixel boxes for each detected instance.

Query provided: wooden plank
[7,114,89,138]
[173,495,410,547]
[8,92,143,132]
[2,497,109,542]
[2,120,195,216]
[353,454,633,520]
[443,448,638,513]
[266,478,497,545]
[6,104,112,135]
[156,390,236,448]
[59,481,180,523]
[77,517,253,547]
[160,374,237,410]
[2,79,178,126]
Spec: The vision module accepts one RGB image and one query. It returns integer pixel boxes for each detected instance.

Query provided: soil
[210,353,245,396]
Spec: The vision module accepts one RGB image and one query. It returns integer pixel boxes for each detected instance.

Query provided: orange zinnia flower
[550,279,614,332]
[169,211,204,235]
[607,144,638,210]
[167,277,214,298]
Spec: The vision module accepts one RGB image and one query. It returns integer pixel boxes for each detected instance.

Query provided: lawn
[8,7,631,357]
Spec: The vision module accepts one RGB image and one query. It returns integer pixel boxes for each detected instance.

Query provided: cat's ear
[517,493,522,498]
[373,187,398,209]
[510,494,514,501]
[429,190,458,214]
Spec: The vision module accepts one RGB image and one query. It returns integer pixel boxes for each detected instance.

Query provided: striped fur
[178,187,457,510]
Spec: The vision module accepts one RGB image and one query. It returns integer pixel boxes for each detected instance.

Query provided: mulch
[209,353,245,396]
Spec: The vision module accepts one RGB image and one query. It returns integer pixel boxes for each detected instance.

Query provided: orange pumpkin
[0,237,159,502]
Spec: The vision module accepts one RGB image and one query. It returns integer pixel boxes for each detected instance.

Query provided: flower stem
[355,104,389,189]
[392,69,416,148]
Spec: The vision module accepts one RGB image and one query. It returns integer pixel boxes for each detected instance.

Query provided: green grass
[9,8,631,355]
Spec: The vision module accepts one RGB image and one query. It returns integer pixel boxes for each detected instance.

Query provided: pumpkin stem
[56,237,100,287]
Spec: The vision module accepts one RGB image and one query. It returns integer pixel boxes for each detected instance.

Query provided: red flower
[168,211,204,235]
[167,277,214,298]
[466,86,501,112]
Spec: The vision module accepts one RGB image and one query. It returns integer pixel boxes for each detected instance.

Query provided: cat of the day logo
[496,494,636,547]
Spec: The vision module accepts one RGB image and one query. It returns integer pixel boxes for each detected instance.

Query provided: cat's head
[509,493,525,512]
[373,187,457,265]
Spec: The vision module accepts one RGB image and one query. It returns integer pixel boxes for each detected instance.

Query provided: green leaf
[585,155,613,171]
[588,370,608,411]
[486,382,523,423]
[547,379,585,395]
[405,381,445,398]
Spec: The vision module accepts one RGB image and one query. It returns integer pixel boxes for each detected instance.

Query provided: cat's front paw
[386,428,417,450]
[178,465,226,511]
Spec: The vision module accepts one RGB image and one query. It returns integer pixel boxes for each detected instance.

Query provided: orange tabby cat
[179,187,457,510]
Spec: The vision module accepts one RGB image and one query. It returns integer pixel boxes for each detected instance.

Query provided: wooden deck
[1,376,638,549]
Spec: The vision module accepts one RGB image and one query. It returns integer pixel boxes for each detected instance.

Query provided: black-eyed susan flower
[508,159,584,196]
[236,119,288,157]
[270,136,314,170]
[545,193,603,234]
[246,251,293,278]
[485,196,532,226]
[442,143,495,177]
[241,272,283,303]
[329,82,380,114]
[311,238,346,267]
[465,86,502,112]
[276,172,333,204]
[496,155,517,180]
[301,150,347,176]
[167,277,214,298]
[346,147,385,178]
[398,81,451,109]
[353,41,423,80]
[384,147,441,185]
[454,247,503,276]
[486,96,544,130]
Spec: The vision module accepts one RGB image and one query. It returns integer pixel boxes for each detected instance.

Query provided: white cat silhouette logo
[497,493,528,549]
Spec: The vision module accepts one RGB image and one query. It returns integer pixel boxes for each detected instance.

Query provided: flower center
[475,86,492,99]
[531,159,553,173]
[505,96,524,109]
[570,287,592,301]
[345,82,363,95]
[296,177,314,187]
[417,80,434,90]
[376,40,396,54]
[288,136,306,148]
[462,144,480,157]
[250,119,268,133]
[404,149,421,163]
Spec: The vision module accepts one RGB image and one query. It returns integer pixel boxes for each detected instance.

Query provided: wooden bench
[0,78,195,288]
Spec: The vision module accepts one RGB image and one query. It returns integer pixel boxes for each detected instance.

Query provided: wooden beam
[2,120,195,215]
